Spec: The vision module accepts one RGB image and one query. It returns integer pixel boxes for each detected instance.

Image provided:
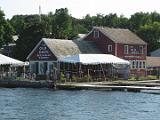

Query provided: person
[53,67,58,81]
[49,70,53,80]
[32,73,36,80]
[26,71,31,80]
[46,70,50,80]
[65,71,70,81]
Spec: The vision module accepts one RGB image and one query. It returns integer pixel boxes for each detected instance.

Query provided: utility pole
[39,5,42,22]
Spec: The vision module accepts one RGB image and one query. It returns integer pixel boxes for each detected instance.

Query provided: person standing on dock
[53,67,58,81]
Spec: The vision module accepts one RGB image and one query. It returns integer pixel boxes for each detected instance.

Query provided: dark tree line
[0,7,160,61]
[0,9,14,47]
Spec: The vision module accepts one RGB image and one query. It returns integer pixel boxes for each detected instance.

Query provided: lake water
[0,88,160,120]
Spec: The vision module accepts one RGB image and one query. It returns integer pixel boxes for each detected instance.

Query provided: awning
[0,54,27,66]
[59,54,130,65]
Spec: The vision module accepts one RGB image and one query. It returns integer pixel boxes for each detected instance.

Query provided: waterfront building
[27,27,147,79]
[26,38,101,79]
[1,35,18,57]
[83,27,147,75]
[1,43,16,57]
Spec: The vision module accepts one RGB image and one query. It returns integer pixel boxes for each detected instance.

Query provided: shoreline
[0,79,160,93]
[56,79,160,92]
[0,79,55,88]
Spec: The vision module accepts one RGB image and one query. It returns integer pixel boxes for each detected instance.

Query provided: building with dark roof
[150,48,160,57]
[1,43,16,57]
[83,27,147,75]
[27,38,101,75]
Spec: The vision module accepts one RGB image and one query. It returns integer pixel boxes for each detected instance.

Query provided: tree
[103,13,118,27]
[117,15,129,28]
[7,8,160,56]
[129,12,152,32]
[0,9,5,45]
[3,20,15,44]
[52,8,77,39]
[0,9,14,47]
[10,15,25,35]
[150,11,160,23]
[82,14,93,30]
[13,23,45,61]
[41,13,54,37]
[74,24,88,34]
[137,22,160,55]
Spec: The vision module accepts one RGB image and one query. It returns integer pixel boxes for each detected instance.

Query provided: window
[143,61,146,68]
[32,62,39,74]
[49,64,53,72]
[136,61,139,68]
[93,30,99,38]
[44,62,48,74]
[30,63,35,73]
[124,45,128,54]
[139,61,142,68]
[139,46,143,54]
[39,62,48,74]
[132,61,135,69]
[108,45,112,53]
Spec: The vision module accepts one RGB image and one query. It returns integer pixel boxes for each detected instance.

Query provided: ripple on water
[0,89,160,120]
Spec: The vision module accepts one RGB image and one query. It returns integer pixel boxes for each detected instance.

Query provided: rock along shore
[0,79,55,88]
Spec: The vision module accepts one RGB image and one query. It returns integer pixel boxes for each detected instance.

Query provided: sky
[0,0,160,19]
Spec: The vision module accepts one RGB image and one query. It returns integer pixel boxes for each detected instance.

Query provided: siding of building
[84,27,147,75]
[85,29,115,55]
[29,41,57,61]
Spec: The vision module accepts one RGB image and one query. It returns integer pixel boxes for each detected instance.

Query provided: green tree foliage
[129,12,152,32]
[3,20,15,44]
[0,11,5,46]
[52,8,77,39]
[11,14,53,60]
[10,15,25,35]
[104,13,120,27]
[9,8,160,56]
[13,23,45,61]
[10,14,52,36]
[150,11,160,23]
[117,15,129,28]
[0,9,14,47]
[83,14,95,30]
[74,23,88,34]
[137,22,160,55]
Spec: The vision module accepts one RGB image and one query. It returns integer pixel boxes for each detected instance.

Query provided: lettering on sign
[36,43,52,60]
[124,56,142,58]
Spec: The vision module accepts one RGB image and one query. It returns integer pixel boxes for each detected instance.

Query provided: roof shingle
[94,27,147,45]
[42,38,101,59]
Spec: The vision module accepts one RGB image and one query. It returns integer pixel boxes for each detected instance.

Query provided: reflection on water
[0,88,160,120]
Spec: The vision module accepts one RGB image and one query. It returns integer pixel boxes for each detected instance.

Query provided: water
[0,88,160,120]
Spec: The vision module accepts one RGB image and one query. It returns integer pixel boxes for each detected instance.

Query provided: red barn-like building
[83,27,147,75]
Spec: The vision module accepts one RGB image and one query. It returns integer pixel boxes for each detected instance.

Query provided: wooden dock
[56,81,160,92]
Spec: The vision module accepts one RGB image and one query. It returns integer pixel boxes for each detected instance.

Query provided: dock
[56,80,160,92]
[1,78,160,92]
